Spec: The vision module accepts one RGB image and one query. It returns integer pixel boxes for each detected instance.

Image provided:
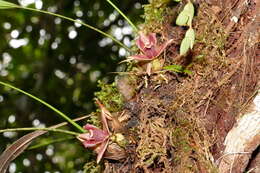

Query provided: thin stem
[17,6,132,52]
[0,128,80,136]
[28,136,75,150]
[106,0,138,32]
[0,81,85,133]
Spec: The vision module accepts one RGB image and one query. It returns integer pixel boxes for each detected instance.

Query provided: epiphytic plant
[176,0,195,55]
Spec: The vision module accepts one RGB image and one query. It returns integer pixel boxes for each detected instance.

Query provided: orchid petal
[83,124,101,131]
[146,33,157,47]
[79,124,109,144]
[127,54,153,61]
[139,32,157,48]
[95,99,111,133]
[78,134,103,147]
[142,47,158,59]
[95,139,109,163]
[155,39,174,57]
[136,33,157,53]
[136,36,146,53]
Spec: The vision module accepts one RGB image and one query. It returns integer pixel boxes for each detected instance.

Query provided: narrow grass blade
[0,128,80,136]
[0,81,85,132]
[0,0,19,9]
[106,0,138,32]
[0,1,131,51]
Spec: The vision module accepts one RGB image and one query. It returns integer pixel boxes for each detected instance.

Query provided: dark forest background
[0,0,146,172]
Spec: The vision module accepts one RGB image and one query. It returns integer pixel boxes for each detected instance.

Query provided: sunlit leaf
[180,37,190,55]
[176,11,189,26]
[163,64,192,74]
[183,2,194,26]
[179,28,195,55]
[185,28,195,48]
[164,64,183,73]
[0,0,18,9]
[176,2,194,26]
[183,2,194,14]
[183,69,192,75]
[173,0,181,2]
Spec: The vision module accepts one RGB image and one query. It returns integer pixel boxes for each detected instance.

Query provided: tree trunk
[104,0,259,172]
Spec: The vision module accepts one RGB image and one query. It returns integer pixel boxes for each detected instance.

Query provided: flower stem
[0,81,85,133]
[0,128,80,136]
[28,136,75,150]
[106,0,138,32]
[17,6,132,52]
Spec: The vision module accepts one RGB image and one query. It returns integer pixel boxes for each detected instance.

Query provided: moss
[94,80,124,112]
[84,112,101,128]
[142,0,173,31]
[83,161,102,173]
[143,4,165,24]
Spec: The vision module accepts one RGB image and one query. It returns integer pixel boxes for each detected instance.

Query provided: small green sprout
[180,28,195,55]
[176,1,196,55]
[176,1,194,27]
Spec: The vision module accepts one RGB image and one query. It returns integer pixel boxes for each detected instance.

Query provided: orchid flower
[128,32,173,61]
[77,99,112,163]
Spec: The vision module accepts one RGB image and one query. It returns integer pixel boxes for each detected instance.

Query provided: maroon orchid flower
[77,124,109,163]
[77,99,112,163]
[128,32,173,61]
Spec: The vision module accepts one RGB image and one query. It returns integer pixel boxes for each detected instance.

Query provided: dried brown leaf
[0,130,46,173]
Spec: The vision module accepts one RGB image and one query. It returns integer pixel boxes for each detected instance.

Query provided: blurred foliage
[0,0,146,172]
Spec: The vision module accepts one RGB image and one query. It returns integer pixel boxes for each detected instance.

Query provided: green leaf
[176,11,189,26]
[180,37,190,55]
[164,64,183,73]
[0,0,19,9]
[185,28,195,48]
[183,69,192,75]
[173,0,181,2]
[176,2,194,26]
[183,2,194,14]
[184,2,194,26]
[180,28,195,55]
[163,64,192,75]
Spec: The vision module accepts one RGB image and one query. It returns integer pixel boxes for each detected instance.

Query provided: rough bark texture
[101,0,259,172]
[218,91,260,173]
